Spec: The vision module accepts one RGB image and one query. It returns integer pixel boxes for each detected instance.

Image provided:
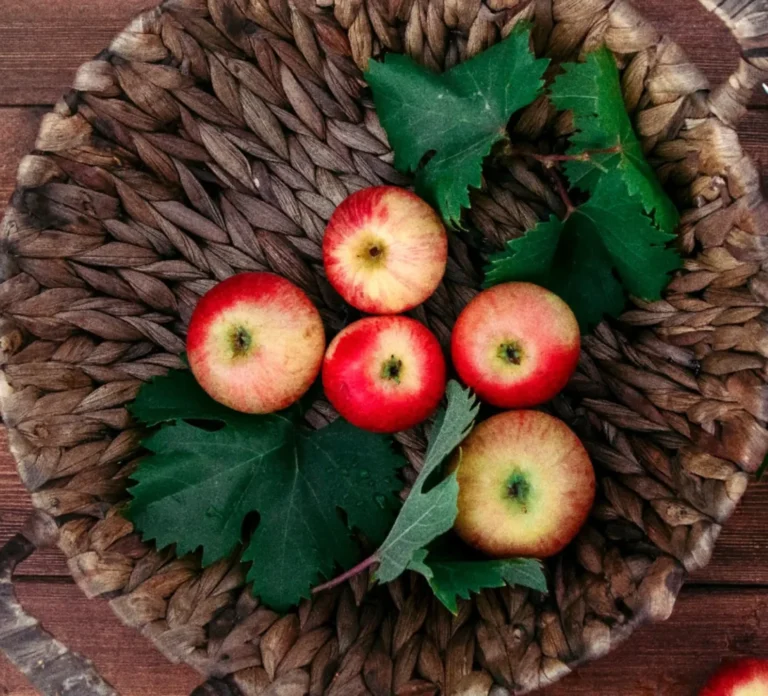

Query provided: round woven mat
[1,0,767,694]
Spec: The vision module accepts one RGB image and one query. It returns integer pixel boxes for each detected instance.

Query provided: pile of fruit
[185,184,595,564]
[126,26,684,612]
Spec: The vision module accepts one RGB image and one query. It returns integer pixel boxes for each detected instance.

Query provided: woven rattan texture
[1,0,767,693]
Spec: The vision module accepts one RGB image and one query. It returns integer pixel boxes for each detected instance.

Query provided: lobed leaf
[375,381,479,583]
[415,555,547,614]
[485,175,681,332]
[128,369,404,612]
[366,26,549,226]
[551,46,679,233]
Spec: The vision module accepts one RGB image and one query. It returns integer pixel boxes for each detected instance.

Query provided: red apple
[322,315,446,433]
[700,659,768,696]
[323,186,448,314]
[451,282,580,408]
[187,273,325,414]
[450,410,595,558]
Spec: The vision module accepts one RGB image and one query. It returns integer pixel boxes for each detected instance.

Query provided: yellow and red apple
[451,282,580,409]
[700,659,768,696]
[187,272,325,414]
[451,409,595,558]
[323,186,448,314]
[322,315,446,433]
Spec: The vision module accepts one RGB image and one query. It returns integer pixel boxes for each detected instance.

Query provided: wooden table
[0,1,766,694]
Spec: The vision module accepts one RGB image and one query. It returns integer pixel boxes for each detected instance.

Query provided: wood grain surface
[0,0,156,105]
[0,0,766,694]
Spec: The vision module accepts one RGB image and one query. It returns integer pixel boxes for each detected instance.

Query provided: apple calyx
[229,325,254,357]
[357,237,388,268]
[505,470,531,514]
[497,340,524,366]
[380,355,403,384]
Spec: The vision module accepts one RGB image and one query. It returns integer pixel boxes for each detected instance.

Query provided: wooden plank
[0,0,156,106]
[640,0,768,109]
[2,582,768,695]
[0,107,45,208]
[0,582,201,695]
[0,0,764,108]
[542,587,768,695]
[742,109,768,162]
[0,2,765,690]
[693,478,768,584]
[0,442,71,577]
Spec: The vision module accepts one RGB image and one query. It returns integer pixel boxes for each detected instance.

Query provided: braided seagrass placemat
[0,0,767,694]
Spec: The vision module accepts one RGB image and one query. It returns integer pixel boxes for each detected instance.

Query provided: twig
[549,168,576,219]
[508,144,622,167]
[312,554,378,594]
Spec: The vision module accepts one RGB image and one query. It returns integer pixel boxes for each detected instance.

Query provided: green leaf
[415,556,547,614]
[129,366,237,426]
[375,381,479,583]
[484,175,681,332]
[127,369,404,612]
[366,25,549,225]
[551,46,679,233]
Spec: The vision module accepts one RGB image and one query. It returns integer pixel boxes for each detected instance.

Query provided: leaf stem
[549,169,576,219]
[507,144,622,166]
[312,554,378,594]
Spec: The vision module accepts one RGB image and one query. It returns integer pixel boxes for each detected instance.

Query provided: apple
[451,282,580,409]
[323,186,448,314]
[186,272,325,414]
[322,315,446,433]
[700,659,768,696]
[450,409,595,558]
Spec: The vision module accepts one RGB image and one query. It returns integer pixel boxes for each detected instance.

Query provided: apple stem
[312,554,378,595]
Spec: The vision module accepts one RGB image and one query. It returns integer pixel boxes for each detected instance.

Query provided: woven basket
[1,0,767,694]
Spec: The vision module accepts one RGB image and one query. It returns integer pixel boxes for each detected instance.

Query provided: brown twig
[312,554,378,594]
[498,142,622,218]
[507,144,622,167]
[549,168,576,219]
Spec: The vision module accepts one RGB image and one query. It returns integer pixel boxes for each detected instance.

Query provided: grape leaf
[375,381,479,583]
[365,25,549,226]
[414,555,547,614]
[127,369,404,612]
[129,365,238,426]
[551,46,679,233]
[484,174,681,331]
